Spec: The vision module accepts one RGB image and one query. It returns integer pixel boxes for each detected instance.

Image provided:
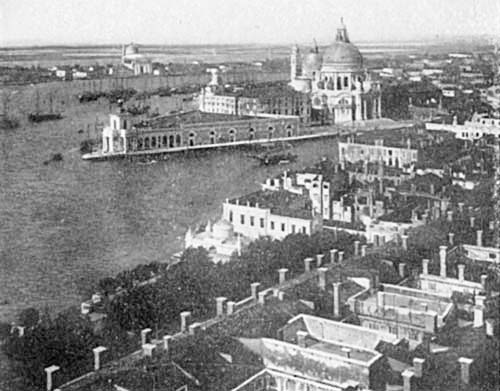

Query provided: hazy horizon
[1,0,500,47]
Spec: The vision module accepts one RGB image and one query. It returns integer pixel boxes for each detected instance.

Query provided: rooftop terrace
[228,190,313,220]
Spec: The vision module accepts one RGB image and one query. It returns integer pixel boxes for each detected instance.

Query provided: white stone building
[121,43,153,76]
[289,19,382,123]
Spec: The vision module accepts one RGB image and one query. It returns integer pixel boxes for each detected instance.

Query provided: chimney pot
[422,259,429,275]
[457,264,465,281]
[250,282,261,301]
[439,246,447,278]
[317,267,328,290]
[401,234,408,250]
[333,282,342,317]
[297,330,308,347]
[180,312,191,333]
[476,230,483,247]
[458,357,474,385]
[278,268,288,285]
[304,257,314,272]
[330,248,338,263]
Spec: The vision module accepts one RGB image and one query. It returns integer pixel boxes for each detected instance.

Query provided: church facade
[289,20,382,124]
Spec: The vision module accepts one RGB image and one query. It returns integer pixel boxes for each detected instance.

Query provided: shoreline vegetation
[1,230,366,389]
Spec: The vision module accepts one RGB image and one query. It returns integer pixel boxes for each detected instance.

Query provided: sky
[1,0,500,46]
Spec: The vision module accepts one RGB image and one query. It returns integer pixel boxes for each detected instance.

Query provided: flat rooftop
[228,190,313,220]
[146,110,254,128]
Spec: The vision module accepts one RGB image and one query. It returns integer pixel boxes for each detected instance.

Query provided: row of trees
[2,230,362,389]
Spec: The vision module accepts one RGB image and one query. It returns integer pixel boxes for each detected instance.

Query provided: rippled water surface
[0,99,339,322]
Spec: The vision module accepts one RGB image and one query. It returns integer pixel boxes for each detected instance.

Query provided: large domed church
[289,19,382,124]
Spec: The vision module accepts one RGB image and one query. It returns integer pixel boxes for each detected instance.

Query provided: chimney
[448,232,454,246]
[377,291,384,308]
[354,240,360,256]
[141,328,152,346]
[473,306,484,328]
[402,369,415,391]
[81,302,91,315]
[485,319,495,337]
[297,330,308,348]
[481,274,488,291]
[304,257,314,272]
[338,251,344,263]
[318,267,328,290]
[399,263,407,278]
[278,268,288,285]
[142,343,156,357]
[458,202,464,213]
[413,357,425,378]
[216,297,227,317]
[316,254,325,267]
[226,301,235,315]
[361,244,367,257]
[45,365,60,391]
[278,291,285,301]
[330,248,338,263]
[429,183,435,195]
[458,357,474,385]
[476,230,483,247]
[180,311,192,333]
[447,210,453,222]
[92,346,107,371]
[401,234,408,250]
[457,264,465,281]
[258,290,269,304]
[439,246,447,278]
[188,322,202,336]
[341,347,352,359]
[250,282,261,301]
[422,258,429,275]
[163,335,172,356]
[333,282,341,317]
[470,216,475,228]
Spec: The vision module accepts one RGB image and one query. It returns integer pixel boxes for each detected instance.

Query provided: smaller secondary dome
[125,44,139,56]
[212,219,234,240]
[303,51,323,73]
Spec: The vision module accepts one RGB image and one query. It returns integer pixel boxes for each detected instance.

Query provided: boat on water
[250,141,298,165]
[28,90,63,123]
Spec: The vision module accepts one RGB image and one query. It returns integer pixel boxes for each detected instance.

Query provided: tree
[18,307,40,329]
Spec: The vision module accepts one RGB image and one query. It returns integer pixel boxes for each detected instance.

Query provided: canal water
[0,98,339,322]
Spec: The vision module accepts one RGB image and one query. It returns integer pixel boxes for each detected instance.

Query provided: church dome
[125,44,139,56]
[322,20,363,72]
[212,219,233,240]
[303,51,323,73]
[323,42,362,70]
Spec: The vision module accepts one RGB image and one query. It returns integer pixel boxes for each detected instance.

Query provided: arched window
[162,135,167,147]
[138,138,143,149]
[151,136,156,148]
[344,76,349,88]
[188,132,195,147]
[176,134,181,146]
[249,128,255,140]
[169,135,175,148]
[144,137,150,149]
[337,76,342,90]
[209,130,216,144]
[286,125,293,137]
[228,129,236,142]
[268,126,274,140]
